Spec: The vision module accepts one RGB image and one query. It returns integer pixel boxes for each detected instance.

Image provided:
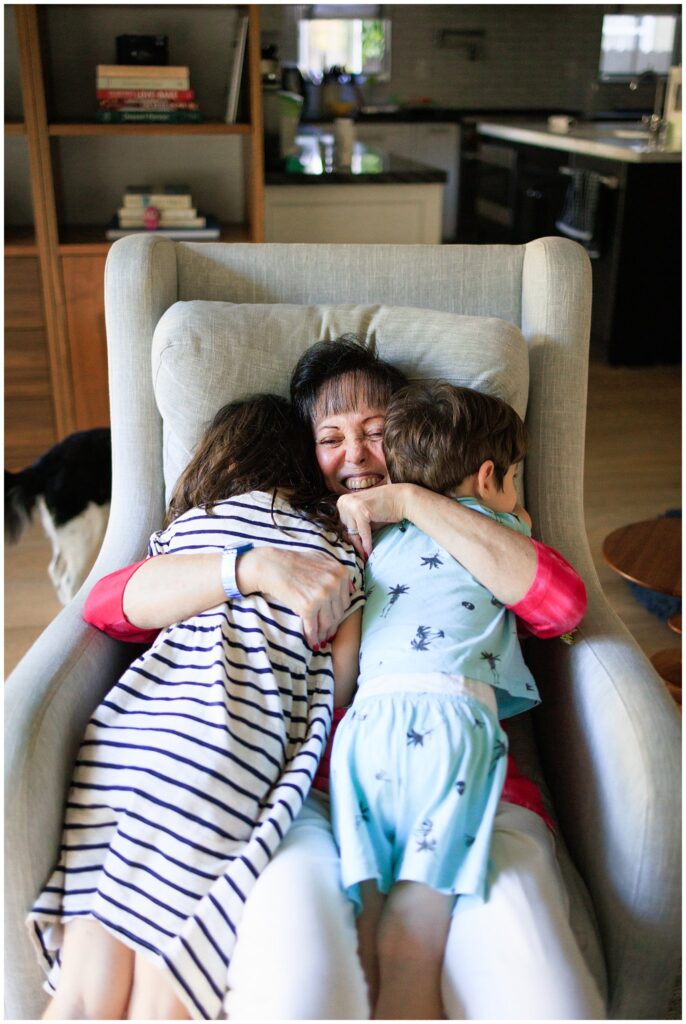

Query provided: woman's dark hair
[384,381,527,492]
[290,334,408,428]
[165,393,328,527]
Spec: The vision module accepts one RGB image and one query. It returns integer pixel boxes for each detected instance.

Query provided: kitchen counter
[264,133,446,243]
[476,119,681,163]
[265,133,447,185]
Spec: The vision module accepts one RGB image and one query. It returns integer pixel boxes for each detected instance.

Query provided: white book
[118,206,198,220]
[106,216,220,241]
[225,14,249,123]
[119,214,207,229]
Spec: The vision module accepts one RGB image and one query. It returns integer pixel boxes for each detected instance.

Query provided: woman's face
[313,403,389,495]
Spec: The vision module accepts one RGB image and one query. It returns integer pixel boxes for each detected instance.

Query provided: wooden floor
[4,357,682,678]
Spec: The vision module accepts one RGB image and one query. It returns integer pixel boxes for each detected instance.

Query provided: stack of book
[96,65,202,123]
[106,185,220,240]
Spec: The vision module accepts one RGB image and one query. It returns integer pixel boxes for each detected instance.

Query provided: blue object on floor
[626,510,681,622]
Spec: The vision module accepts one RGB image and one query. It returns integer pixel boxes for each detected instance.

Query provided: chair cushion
[151,300,529,501]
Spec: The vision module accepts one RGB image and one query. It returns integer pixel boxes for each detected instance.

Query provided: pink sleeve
[82,559,160,644]
[508,540,587,639]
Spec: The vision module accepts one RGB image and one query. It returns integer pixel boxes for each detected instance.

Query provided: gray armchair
[5,236,680,1019]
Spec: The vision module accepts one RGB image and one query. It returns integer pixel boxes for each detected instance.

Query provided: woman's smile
[313,404,388,496]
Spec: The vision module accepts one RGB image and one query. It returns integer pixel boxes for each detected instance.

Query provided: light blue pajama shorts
[330,674,508,911]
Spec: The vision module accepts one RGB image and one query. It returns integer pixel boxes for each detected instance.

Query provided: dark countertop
[265,132,447,185]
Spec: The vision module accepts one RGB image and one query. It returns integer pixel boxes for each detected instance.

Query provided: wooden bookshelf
[5,3,265,442]
[5,226,39,255]
[57,222,252,254]
[48,121,253,136]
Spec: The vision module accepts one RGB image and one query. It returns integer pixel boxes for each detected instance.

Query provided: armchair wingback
[5,237,680,1020]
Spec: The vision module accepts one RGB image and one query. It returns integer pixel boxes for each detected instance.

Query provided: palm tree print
[455,779,466,795]
[355,800,371,828]
[415,819,437,853]
[462,601,475,610]
[488,738,507,776]
[421,553,443,570]
[407,727,432,747]
[381,583,410,618]
[480,650,501,683]
[410,625,446,651]
[490,595,504,608]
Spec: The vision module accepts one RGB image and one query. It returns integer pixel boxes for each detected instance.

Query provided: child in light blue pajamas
[330,381,540,1019]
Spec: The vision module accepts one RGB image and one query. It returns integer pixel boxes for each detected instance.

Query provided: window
[599,14,678,78]
[298,18,390,78]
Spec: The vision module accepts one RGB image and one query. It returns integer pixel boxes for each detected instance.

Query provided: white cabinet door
[355,122,460,240]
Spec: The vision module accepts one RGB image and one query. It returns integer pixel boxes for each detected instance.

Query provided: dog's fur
[5,428,112,604]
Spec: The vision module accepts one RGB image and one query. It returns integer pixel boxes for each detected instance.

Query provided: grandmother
[85,337,604,1019]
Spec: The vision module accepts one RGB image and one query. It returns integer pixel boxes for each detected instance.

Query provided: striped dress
[28,490,364,1019]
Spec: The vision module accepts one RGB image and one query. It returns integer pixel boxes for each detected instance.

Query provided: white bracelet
[220,543,253,600]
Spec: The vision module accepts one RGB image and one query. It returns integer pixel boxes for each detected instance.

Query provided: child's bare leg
[42,917,134,1019]
[374,881,454,1020]
[355,880,386,1011]
[127,952,191,1019]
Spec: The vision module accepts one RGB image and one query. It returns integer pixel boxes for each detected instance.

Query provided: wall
[261,3,680,115]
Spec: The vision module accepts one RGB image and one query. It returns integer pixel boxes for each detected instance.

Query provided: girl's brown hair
[165,393,333,528]
[384,381,527,493]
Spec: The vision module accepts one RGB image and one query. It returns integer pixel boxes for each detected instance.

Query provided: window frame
[598,12,679,82]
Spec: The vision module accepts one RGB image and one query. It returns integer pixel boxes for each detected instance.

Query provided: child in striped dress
[330,382,540,1020]
[28,394,363,1021]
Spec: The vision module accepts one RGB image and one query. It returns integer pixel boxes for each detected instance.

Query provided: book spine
[98,101,199,111]
[96,88,195,100]
[97,64,189,78]
[123,196,194,210]
[96,110,202,124]
[119,216,207,228]
[118,207,198,219]
[97,77,190,90]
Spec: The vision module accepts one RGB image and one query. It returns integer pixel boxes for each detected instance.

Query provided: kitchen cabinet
[355,121,460,240]
[469,124,681,365]
[4,4,264,448]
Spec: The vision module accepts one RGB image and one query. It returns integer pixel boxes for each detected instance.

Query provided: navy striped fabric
[28,492,363,1019]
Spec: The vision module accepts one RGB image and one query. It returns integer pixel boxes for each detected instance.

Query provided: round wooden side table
[602,517,682,708]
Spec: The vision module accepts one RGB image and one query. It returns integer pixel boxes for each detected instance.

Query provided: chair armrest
[528,577,681,1020]
[4,589,142,1019]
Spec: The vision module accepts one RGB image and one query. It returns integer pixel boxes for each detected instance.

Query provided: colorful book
[97,76,190,91]
[96,109,201,124]
[106,215,221,241]
[97,89,195,101]
[123,185,193,210]
[98,101,200,111]
[97,64,190,78]
[225,14,248,123]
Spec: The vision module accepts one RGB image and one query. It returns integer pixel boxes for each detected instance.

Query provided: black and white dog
[5,429,111,604]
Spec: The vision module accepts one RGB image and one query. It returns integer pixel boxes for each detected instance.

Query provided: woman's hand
[238,547,354,650]
[337,484,413,558]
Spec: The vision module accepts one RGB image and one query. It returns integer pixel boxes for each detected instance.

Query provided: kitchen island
[264,134,447,243]
[469,119,681,365]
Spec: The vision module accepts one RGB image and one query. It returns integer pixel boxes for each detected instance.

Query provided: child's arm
[331,607,362,708]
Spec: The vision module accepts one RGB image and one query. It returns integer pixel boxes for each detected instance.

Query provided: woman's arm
[337,484,586,636]
[338,484,536,604]
[85,547,354,650]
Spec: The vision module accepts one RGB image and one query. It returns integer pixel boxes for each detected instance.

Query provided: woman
[85,338,604,1019]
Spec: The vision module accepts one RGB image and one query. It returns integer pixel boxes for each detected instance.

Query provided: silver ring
[347,529,360,536]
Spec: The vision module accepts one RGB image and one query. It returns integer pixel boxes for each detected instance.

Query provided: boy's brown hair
[383,381,527,493]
